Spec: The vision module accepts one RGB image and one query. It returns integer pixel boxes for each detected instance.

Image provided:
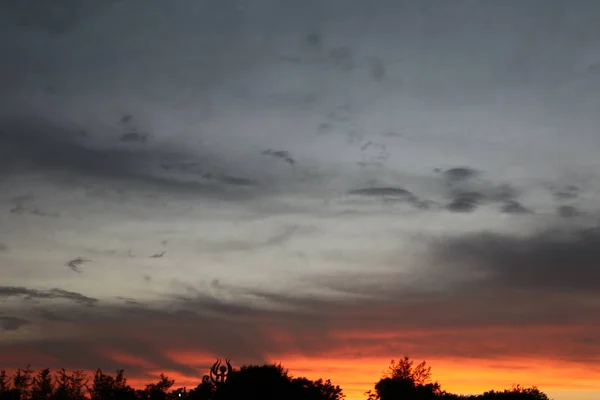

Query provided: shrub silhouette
[0,357,552,400]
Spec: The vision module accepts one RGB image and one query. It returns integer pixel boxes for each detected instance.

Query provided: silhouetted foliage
[90,369,137,400]
[31,369,54,400]
[0,358,552,400]
[52,369,88,400]
[212,363,344,400]
[367,357,441,400]
[366,357,552,400]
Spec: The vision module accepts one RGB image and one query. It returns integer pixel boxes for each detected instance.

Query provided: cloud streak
[0,286,99,307]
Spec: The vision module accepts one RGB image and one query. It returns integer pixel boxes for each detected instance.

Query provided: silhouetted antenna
[202,358,232,386]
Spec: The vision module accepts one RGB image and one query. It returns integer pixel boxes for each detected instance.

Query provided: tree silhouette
[290,377,344,400]
[0,359,552,400]
[367,357,441,400]
[51,369,88,400]
[141,373,175,400]
[0,371,10,394]
[212,363,344,400]
[31,368,54,400]
[186,380,214,400]
[9,365,33,400]
[479,385,551,400]
[89,369,137,400]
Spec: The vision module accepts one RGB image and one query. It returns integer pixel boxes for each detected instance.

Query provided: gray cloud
[10,205,61,218]
[551,185,580,201]
[37,308,71,322]
[348,187,412,197]
[7,193,61,217]
[557,205,583,218]
[441,167,479,182]
[347,186,432,209]
[500,200,532,214]
[439,166,525,213]
[65,257,90,273]
[0,286,99,306]
[261,149,296,166]
[0,243,7,252]
[120,132,149,144]
[149,251,166,259]
[429,226,600,294]
[116,296,142,306]
[368,57,386,81]
[445,191,483,213]
[0,116,262,198]
[0,316,30,331]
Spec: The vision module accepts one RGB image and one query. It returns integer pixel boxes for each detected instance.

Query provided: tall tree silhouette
[51,369,88,400]
[31,368,54,400]
[0,371,10,394]
[11,365,33,400]
[90,369,137,400]
[367,357,441,400]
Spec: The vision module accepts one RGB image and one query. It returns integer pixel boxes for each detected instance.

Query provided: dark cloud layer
[347,186,432,209]
[0,316,29,331]
[1,274,598,379]
[0,286,98,306]
[349,187,412,197]
[430,226,600,293]
[0,116,261,198]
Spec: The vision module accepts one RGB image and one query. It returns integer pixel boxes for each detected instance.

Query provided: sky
[1,0,600,399]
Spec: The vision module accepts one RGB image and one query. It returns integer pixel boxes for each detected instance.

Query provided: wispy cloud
[0,286,99,307]
[65,257,91,273]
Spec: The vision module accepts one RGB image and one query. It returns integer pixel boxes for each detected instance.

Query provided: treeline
[0,357,551,400]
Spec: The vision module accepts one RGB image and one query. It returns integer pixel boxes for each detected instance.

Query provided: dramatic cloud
[2,1,600,399]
